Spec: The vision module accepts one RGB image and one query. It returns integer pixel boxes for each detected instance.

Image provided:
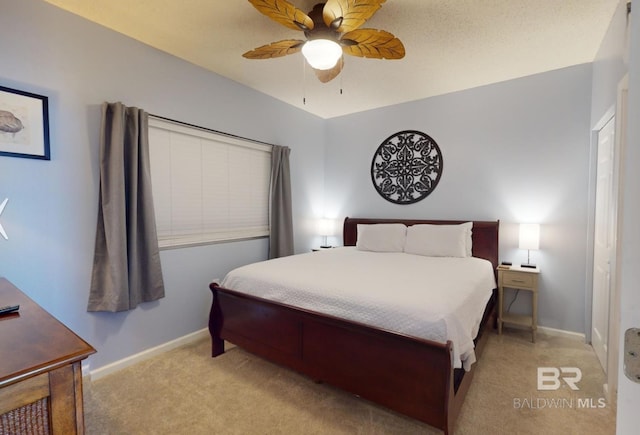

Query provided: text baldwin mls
[513,397,606,409]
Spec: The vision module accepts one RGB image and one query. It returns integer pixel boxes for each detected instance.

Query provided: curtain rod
[149,113,276,148]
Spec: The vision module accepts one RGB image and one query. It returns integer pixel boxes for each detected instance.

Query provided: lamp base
[521,263,537,269]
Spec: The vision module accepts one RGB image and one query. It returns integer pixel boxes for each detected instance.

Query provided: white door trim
[586,75,628,403]
[585,104,615,345]
[606,74,628,403]
[591,114,616,373]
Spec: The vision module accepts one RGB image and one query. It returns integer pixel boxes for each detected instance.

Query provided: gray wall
[590,1,630,124]
[0,0,325,370]
[324,64,593,334]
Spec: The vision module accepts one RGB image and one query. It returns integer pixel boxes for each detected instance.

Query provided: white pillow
[404,223,472,257]
[356,224,407,252]
[461,221,473,256]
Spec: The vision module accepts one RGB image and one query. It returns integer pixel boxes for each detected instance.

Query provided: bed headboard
[343,217,500,271]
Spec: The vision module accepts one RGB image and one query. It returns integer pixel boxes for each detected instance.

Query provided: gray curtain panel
[88,102,165,312]
[269,145,294,259]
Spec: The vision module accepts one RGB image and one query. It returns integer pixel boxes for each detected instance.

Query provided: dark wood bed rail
[209,284,458,430]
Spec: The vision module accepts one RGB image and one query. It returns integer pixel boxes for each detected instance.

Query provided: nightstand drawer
[502,271,535,288]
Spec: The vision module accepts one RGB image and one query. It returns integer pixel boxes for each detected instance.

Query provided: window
[148,117,271,249]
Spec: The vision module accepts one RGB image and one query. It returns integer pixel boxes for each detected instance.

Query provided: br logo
[537,367,582,391]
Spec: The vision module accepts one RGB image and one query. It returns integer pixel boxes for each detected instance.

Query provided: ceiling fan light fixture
[301,39,342,70]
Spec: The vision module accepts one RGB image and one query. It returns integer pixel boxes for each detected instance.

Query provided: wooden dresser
[0,277,95,434]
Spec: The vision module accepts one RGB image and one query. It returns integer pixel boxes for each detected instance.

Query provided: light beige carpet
[84,329,616,434]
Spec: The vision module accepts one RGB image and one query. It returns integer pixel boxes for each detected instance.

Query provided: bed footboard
[209,283,461,434]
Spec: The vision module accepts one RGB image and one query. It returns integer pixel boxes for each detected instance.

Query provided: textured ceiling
[43,0,619,119]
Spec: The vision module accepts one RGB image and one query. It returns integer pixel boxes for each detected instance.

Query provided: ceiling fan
[243,0,405,83]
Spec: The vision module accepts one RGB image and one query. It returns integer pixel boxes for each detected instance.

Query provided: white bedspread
[222,247,496,370]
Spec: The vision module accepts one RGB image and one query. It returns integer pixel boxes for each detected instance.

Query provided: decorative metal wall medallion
[371,130,443,204]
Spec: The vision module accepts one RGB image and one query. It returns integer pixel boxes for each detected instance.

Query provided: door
[591,115,616,373]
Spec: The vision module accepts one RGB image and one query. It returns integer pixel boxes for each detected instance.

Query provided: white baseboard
[537,325,586,341]
[89,328,209,381]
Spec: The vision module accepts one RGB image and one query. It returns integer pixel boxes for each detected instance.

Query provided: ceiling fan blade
[243,39,305,59]
[312,56,344,83]
[248,0,314,31]
[341,29,405,59]
[322,0,387,33]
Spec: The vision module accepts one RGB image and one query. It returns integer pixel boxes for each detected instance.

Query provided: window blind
[148,117,271,248]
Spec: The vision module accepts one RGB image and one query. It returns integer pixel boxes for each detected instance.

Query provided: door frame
[591,113,616,373]
[585,74,628,402]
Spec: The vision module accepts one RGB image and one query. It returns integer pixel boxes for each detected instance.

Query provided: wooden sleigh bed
[208,217,499,434]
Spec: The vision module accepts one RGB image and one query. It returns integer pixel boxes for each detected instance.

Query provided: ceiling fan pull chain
[303,56,307,105]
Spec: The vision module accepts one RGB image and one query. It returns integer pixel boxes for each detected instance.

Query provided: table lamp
[519,223,539,268]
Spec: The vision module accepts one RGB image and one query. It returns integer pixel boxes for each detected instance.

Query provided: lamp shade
[519,223,540,251]
[301,39,342,70]
[318,218,335,236]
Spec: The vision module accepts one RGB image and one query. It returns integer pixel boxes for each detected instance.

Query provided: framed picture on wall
[0,85,50,160]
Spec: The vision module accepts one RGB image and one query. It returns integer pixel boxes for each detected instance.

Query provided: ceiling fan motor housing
[302,3,342,42]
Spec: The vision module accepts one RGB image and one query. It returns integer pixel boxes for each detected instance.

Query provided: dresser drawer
[502,271,535,288]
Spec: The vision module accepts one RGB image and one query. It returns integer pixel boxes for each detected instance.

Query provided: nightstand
[497,265,540,342]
